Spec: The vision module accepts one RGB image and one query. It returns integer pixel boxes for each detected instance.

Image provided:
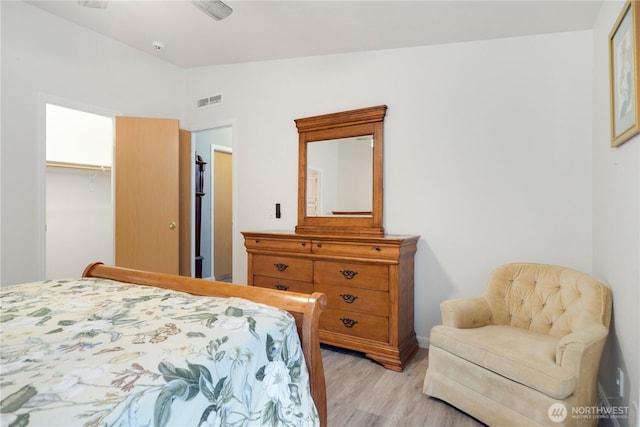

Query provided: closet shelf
[46,161,111,172]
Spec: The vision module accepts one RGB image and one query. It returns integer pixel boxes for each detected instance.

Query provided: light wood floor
[322,345,487,427]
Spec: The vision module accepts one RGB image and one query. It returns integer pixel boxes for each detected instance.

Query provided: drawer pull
[374,246,381,251]
[340,269,358,280]
[274,263,288,272]
[340,293,359,304]
[340,318,358,328]
[301,242,306,247]
[316,243,322,248]
[274,284,289,291]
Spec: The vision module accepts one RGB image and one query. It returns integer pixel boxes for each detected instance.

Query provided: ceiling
[27,0,604,69]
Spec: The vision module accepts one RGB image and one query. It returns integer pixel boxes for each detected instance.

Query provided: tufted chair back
[483,263,612,338]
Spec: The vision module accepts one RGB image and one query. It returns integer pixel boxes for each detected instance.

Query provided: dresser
[242,231,419,371]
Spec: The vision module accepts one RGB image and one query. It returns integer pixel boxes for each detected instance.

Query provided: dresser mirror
[306,135,373,217]
[295,105,387,236]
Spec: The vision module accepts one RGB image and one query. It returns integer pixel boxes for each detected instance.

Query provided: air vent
[197,94,222,108]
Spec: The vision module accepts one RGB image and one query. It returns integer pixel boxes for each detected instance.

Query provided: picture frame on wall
[609,0,640,148]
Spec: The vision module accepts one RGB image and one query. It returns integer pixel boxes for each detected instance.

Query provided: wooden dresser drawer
[315,284,389,316]
[311,240,399,260]
[253,255,313,282]
[245,237,311,254]
[320,308,389,342]
[244,231,420,371]
[314,261,388,291]
[254,275,313,294]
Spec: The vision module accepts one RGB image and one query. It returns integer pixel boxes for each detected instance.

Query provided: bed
[0,262,327,427]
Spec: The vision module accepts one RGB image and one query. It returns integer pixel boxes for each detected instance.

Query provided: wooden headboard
[82,262,327,426]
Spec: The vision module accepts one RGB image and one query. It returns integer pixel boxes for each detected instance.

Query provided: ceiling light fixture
[78,0,109,9]
[192,0,233,21]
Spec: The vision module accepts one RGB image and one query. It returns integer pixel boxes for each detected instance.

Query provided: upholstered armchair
[423,263,612,427]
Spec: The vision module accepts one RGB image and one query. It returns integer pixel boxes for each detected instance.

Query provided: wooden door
[213,150,232,281]
[115,116,183,274]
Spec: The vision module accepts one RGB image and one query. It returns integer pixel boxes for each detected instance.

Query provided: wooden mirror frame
[295,105,387,237]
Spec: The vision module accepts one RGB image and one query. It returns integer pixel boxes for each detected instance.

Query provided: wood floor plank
[322,346,487,427]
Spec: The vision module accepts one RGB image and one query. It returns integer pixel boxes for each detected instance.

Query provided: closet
[45,104,114,278]
[47,110,198,277]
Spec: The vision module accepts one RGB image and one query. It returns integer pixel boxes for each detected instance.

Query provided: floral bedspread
[0,278,319,427]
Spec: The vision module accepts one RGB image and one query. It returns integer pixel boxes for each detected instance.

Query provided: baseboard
[417,334,429,349]
[599,383,622,427]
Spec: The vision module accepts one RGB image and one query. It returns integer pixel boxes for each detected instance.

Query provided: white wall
[592,1,640,421]
[46,168,113,278]
[46,104,113,167]
[336,140,373,213]
[182,30,594,348]
[0,1,184,285]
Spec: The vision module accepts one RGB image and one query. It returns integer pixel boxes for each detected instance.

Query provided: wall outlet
[616,368,624,398]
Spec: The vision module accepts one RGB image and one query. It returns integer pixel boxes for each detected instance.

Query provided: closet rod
[46,161,112,172]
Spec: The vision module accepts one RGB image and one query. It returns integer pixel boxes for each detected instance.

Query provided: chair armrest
[440,297,491,328]
[556,324,609,370]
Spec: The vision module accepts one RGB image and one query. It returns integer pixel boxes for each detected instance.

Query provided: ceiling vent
[197,94,222,108]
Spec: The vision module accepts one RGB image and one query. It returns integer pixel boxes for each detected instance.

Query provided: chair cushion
[430,324,576,399]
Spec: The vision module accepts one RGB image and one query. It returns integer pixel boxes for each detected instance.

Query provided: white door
[306,168,320,216]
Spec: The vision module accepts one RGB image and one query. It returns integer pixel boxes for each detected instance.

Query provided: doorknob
[169,221,176,230]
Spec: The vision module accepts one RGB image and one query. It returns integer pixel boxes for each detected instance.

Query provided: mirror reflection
[306,135,373,217]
